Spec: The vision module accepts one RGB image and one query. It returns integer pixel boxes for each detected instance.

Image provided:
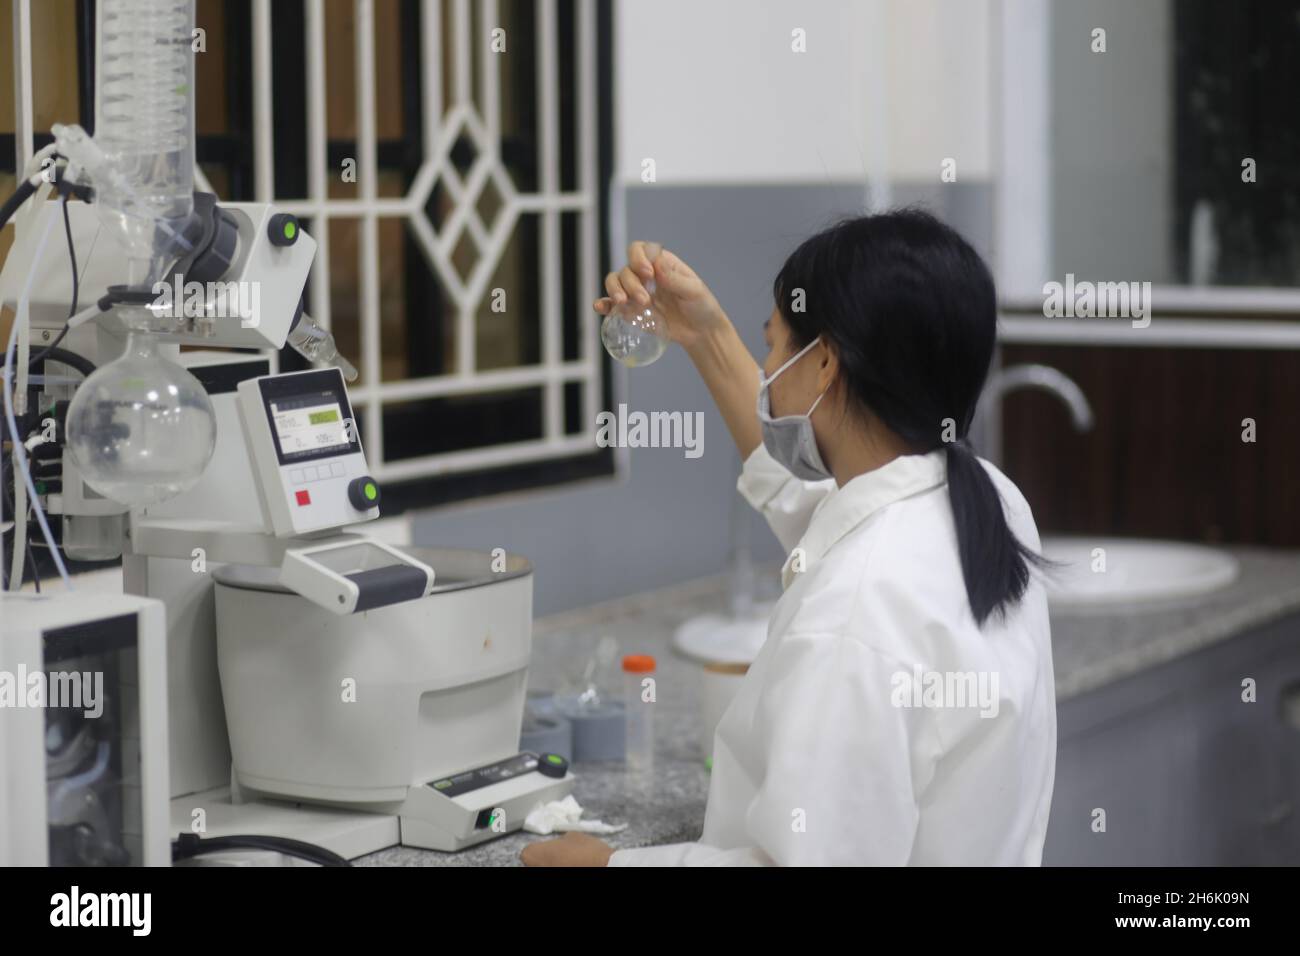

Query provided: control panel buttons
[537,753,569,778]
[268,213,299,247]
[348,476,381,510]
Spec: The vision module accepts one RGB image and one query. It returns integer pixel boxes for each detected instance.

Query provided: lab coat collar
[781,449,948,589]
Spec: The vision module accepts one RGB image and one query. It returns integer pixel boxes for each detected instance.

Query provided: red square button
[295,490,311,506]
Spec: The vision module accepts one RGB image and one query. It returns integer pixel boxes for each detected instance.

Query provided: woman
[522,209,1056,867]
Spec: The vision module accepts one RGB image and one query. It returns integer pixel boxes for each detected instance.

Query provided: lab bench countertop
[353,582,720,867]
[354,545,1300,866]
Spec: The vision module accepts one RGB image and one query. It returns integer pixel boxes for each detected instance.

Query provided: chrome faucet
[973,363,1094,464]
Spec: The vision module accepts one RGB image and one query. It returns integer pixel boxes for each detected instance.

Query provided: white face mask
[756,335,833,481]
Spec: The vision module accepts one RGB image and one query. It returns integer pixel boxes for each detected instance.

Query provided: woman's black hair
[772,207,1042,627]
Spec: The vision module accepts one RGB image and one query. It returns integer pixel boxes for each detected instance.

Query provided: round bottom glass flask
[65,330,217,508]
[599,246,670,367]
[600,302,670,368]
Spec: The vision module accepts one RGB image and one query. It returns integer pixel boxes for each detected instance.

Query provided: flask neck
[121,329,164,363]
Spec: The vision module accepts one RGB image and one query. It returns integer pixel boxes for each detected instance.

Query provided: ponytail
[944,442,1038,626]
[774,208,1043,629]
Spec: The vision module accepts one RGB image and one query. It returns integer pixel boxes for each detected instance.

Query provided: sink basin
[1039,537,1239,611]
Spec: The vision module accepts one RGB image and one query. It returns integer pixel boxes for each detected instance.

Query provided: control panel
[237,368,380,537]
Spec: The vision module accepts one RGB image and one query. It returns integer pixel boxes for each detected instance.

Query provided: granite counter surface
[356,546,1300,866]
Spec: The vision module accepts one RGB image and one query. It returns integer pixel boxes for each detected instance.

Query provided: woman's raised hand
[598,241,761,458]
[595,241,727,349]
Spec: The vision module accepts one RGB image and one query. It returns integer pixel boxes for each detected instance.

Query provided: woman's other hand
[520,831,616,867]
[595,241,727,349]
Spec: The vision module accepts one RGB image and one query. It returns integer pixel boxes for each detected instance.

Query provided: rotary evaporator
[0,0,571,865]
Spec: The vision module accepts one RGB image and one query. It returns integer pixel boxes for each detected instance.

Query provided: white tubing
[0,186,46,589]
[11,182,55,418]
[1,171,57,591]
[9,446,26,588]
[3,206,71,588]
[21,142,58,183]
[67,302,107,329]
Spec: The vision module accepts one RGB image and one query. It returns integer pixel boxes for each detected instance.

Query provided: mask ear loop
[763,334,823,385]
[790,336,832,417]
[805,382,831,418]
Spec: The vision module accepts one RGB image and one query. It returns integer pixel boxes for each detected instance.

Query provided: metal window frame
[995,0,1300,350]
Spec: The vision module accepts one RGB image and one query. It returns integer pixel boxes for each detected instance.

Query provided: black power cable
[27,194,80,368]
[25,345,95,379]
[0,177,39,231]
[172,833,350,867]
[26,508,41,593]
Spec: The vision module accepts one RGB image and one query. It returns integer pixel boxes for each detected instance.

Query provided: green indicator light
[433,780,452,790]
[547,755,562,764]
[284,221,297,239]
[364,482,378,500]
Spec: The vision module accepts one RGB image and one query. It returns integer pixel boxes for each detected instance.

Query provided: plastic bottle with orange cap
[622,654,657,778]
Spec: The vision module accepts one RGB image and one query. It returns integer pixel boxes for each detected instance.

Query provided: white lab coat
[608,445,1056,866]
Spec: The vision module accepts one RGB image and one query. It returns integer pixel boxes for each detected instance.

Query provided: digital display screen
[257,369,361,467]
[269,391,351,462]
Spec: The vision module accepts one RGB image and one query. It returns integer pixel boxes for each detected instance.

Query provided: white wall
[614,0,995,185]
[886,0,994,180]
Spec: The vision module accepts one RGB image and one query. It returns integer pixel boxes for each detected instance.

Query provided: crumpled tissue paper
[523,795,628,836]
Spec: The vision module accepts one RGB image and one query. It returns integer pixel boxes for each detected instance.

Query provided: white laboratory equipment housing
[0,592,170,866]
[0,0,571,865]
[212,547,558,852]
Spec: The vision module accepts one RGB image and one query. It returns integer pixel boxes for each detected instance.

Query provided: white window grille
[6,0,607,486]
